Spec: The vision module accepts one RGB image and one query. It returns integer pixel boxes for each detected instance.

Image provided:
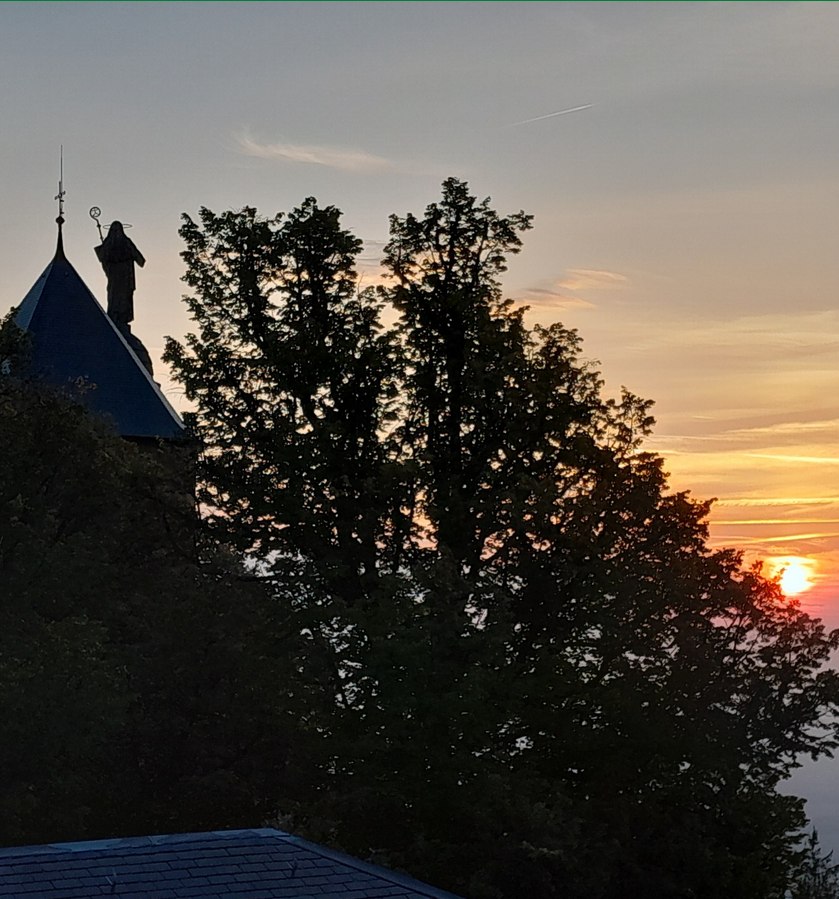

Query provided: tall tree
[377,178,839,898]
[166,201,405,601]
[166,181,839,899]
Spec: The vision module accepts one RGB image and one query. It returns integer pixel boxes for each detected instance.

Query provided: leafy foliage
[792,831,839,899]
[3,181,837,899]
[0,372,315,844]
[164,180,839,899]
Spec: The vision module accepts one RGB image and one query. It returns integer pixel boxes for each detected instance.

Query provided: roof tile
[0,829,464,899]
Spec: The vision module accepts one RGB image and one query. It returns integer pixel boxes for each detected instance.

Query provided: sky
[2,0,839,849]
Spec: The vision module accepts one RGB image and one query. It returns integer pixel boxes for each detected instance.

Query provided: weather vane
[55,145,65,225]
[89,206,131,243]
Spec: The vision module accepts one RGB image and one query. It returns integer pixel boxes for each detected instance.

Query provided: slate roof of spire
[14,231,186,440]
[0,828,464,898]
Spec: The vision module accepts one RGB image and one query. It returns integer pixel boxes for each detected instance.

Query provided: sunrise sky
[2,0,839,846]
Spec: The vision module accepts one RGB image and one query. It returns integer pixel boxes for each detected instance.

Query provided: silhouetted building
[14,220,187,445]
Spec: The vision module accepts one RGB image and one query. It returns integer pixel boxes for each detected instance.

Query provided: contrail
[507,104,593,127]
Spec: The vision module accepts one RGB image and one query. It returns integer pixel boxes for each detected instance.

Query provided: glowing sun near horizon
[765,557,817,596]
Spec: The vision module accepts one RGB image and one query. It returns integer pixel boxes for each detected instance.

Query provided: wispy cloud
[358,239,388,265]
[557,269,628,291]
[515,285,595,310]
[744,453,839,465]
[720,532,839,545]
[718,519,839,525]
[723,418,839,439]
[236,131,397,173]
[715,498,839,507]
[647,418,839,454]
[514,272,623,310]
[645,310,839,350]
[353,239,392,289]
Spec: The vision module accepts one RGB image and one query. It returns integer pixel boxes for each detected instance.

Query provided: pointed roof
[15,233,186,440]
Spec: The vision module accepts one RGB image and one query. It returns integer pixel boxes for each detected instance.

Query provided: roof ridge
[0,828,284,858]
[279,832,464,899]
[14,258,55,330]
[96,289,185,430]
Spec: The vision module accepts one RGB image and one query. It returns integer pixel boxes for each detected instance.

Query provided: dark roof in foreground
[0,828,464,899]
[14,238,186,440]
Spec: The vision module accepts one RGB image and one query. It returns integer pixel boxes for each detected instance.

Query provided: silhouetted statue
[95,221,145,326]
[94,221,153,376]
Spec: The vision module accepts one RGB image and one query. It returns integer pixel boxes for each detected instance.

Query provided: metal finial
[55,145,65,225]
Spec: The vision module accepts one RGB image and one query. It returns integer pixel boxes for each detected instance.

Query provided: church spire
[54,145,66,260]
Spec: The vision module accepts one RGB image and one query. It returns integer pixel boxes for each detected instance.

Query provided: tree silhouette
[0,363,319,845]
[166,180,839,897]
[792,831,839,899]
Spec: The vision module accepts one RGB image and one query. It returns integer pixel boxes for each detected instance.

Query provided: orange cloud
[515,285,595,309]
[557,269,628,291]
[743,453,839,465]
[715,498,839,507]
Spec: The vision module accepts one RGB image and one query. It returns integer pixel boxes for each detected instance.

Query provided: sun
[765,556,817,596]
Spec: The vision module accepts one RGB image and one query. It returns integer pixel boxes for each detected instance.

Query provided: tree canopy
[0,365,320,845]
[2,180,838,899]
[162,179,839,899]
